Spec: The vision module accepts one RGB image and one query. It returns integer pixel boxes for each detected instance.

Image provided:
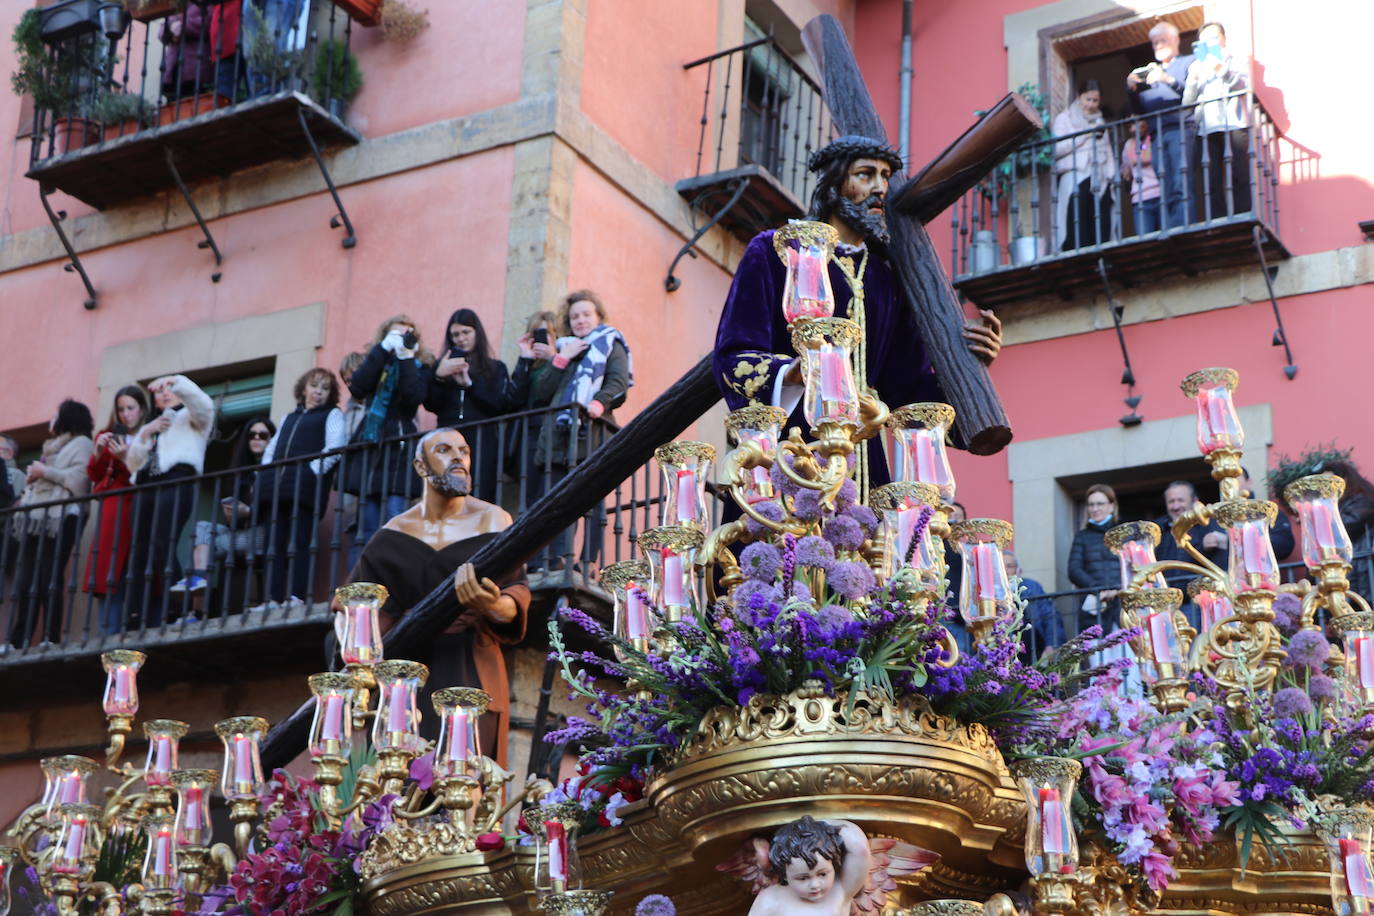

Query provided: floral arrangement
[517,767,642,838]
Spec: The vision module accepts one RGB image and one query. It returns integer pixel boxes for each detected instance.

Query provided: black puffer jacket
[1068,518,1120,590]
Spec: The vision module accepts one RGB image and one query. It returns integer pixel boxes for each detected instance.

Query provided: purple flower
[815,604,855,640]
[836,478,858,509]
[636,894,677,916]
[734,579,781,608]
[822,515,865,551]
[739,542,782,581]
[794,489,824,521]
[782,533,798,598]
[1272,687,1314,718]
[770,454,803,497]
[1286,629,1331,670]
[843,504,879,537]
[744,499,786,536]
[1272,591,1302,634]
[828,560,876,600]
[1309,673,1338,702]
[796,535,835,569]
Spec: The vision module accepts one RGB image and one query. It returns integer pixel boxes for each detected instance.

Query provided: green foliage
[1267,442,1356,507]
[91,91,156,127]
[976,81,1056,226]
[92,826,148,890]
[242,3,301,86]
[10,9,109,113]
[312,39,364,105]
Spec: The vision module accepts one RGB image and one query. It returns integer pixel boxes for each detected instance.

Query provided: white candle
[233,735,254,788]
[662,551,685,606]
[675,469,697,524]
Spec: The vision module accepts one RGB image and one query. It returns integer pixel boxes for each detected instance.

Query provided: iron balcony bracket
[38,183,98,310]
[1252,225,1296,379]
[164,147,223,283]
[298,107,357,249]
[665,175,750,292]
[1097,257,1143,426]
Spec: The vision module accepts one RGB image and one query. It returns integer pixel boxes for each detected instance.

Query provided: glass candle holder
[1286,474,1354,568]
[655,441,715,531]
[141,813,178,891]
[433,687,490,779]
[214,717,268,802]
[372,660,429,754]
[1336,614,1374,712]
[883,403,958,503]
[335,582,387,666]
[1105,521,1166,590]
[870,482,942,593]
[0,845,16,915]
[529,801,586,902]
[1320,806,1374,916]
[1181,367,1244,455]
[171,769,218,848]
[600,561,654,654]
[773,220,838,325]
[50,803,100,878]
[1215,500,1280,594]
[1188,578,1234,639]
[307,673,356,759]
[143,720,188,790]
[725,406,787,505]
[101,649,146,716]
[1009,757,1081,877]
[43,756,97,816]
[637,526,703,624]
[1120,588,1189,680]
[949,519,1015,632]
[791,317,862,430]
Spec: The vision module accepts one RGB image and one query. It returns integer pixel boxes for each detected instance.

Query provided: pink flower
[476,832,505,851]
[1092,774,1133,808]
[1209,776,1241,807]
[1140,849,1175,891]
[1173,776,1213,813]
[410,750,435,791]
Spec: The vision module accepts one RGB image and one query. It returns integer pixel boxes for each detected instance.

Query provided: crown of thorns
[807,135,904,173]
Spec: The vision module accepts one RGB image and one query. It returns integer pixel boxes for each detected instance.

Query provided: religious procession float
[4,221,1373,916]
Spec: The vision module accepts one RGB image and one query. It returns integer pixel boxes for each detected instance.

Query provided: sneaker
[284,595,306,610]
[247,601,277,614]
[171,575,207,593]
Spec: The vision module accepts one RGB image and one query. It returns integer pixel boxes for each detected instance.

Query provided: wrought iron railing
[950,91,1282,277]
[683,33,833,208]
[0,405,717,664]
[23,0,359,165]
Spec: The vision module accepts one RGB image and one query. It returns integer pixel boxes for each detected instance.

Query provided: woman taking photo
[424,308,512,503]
[346,315,432,564]
[86,386,149,635]
[8,400,95,650]
[1053,79,1117,251]
[125,375,215,628]
[531,290,632,571]
[257,368,346,609]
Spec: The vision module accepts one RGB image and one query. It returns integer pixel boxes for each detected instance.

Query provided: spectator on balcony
[1240,467,1295,561]
[0,435,23,507]
[530,291,633,572]
[86,385,149,635]
[256,369,347,610]
[1154,480,1227,626]
[176,416,275,610]
[944,501,968,651]
[208,2,245,101]
[337,351,367,545]
[1127,21,1196,229]
[1184,22,1252,219]
[346,315,434,567]
[342,428,529,766]
[425,309,513,504]
[506,310,558,505]
[1053,79,1117,251]
[1121,119,1162,234]
[7,400,95,651]
[1005,551,1061,655]
[242,0,306,98]
[124,375,215,628]
[1068,483,1121,633]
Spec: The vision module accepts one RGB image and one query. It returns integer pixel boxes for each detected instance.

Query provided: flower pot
[969,230,999,274]
[331,0,383,27]
[127,0,186,22]
[52,117,101,154]
[1009,235,1041,266]
[159,93,232,127]
[646,688,1026,898]
[1156,825,1331,916]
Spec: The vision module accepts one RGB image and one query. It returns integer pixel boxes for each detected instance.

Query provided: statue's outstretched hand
[964,308,1002,365]
[454,562,505,623]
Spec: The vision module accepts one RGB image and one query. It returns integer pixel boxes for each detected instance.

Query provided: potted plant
[11,8,108,153]
[312,39,363,118]
[91,90,156,139]
[975,82,1052,265]
[331,0,383,28]
[126,0,187,23]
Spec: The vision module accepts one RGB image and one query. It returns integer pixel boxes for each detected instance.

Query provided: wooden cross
[802,15,1042,455]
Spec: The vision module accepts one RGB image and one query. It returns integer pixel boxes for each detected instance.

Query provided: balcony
[0,406,716,702]
[667,32,833,288]
[17,0,366,303]
[948,92,1289,307]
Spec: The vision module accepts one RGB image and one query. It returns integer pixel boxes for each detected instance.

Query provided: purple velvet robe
[713,229,948,419]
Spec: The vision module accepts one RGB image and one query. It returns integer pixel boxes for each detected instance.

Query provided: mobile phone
[112,422,129,436]
[1131,65,1155,79]
[532,328,549,345]
[402,330,418,350]
[449,347,468,360]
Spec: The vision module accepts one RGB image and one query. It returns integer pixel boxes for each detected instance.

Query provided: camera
[402,330,418,350]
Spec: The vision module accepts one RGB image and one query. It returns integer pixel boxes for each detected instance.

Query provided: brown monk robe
[344,428,530,767]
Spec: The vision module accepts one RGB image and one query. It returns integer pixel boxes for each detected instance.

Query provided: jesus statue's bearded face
[415,429,472,498]
[833,157,893,244]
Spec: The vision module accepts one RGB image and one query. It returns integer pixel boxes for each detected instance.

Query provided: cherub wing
[716,836,776,895]
[850,839,940,915]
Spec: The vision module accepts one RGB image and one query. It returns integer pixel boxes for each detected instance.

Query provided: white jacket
[127,375,215,478]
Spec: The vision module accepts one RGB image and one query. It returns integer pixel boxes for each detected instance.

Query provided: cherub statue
[717,816,939,915]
